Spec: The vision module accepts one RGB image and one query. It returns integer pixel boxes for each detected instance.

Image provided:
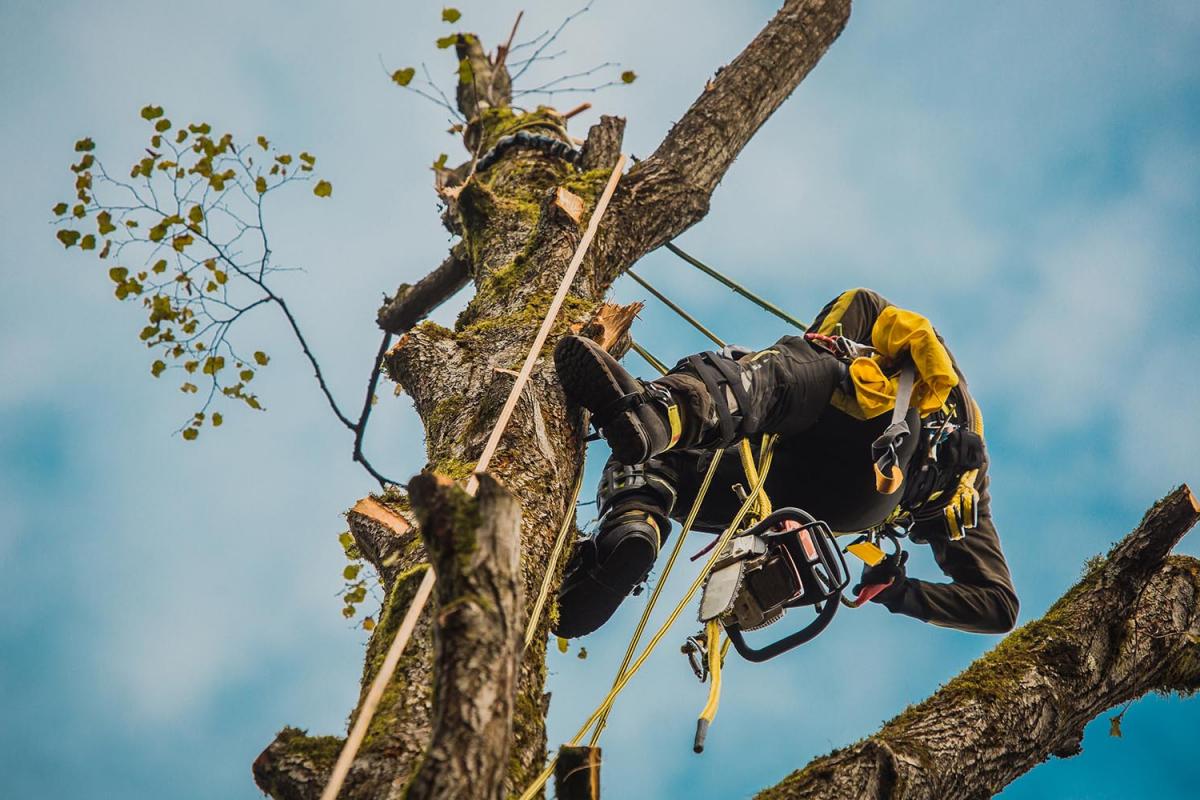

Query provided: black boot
[553,461,678,638]
[554,511,663,639]
[554,335,682,465]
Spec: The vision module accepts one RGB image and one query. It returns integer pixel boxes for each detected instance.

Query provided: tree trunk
[252,2,857,797]
[757,486,1200,800]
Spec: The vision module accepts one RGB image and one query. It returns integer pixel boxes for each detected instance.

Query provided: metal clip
[681,633,710,682]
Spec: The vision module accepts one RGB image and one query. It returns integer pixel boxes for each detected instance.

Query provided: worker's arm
[876,467,1019,634]
[809,287,891,341]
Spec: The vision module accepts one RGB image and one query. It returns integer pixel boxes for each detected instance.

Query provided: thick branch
[612,0,851,259]
[406,472,523,800]
[376,246,471,335]
[758,486,1200,800]
[578,115,626,172]
[347,495,418,590]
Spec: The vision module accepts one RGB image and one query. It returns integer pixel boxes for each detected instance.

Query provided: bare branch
[376,245,471,335]
[757,486,1200,800]
[613,0,852,258]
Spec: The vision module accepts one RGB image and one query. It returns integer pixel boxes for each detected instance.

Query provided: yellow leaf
[256,135,269,150]
[253,351,269,366]
[313,180,332,198]
[391,68,415,87]
[140,105,164,120]
[255,176,267,194]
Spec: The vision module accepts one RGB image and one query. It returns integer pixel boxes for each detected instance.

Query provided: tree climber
[552,288,1018,638]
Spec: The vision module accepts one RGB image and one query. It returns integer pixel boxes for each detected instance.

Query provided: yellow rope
[517,436,777,800]
[587,448,727,745]
[523,468,586,650]
[697,618,723,725]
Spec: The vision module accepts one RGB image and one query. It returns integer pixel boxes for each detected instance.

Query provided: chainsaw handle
[724,593,840,663]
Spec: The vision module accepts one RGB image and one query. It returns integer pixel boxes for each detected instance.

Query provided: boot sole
[554,534,658,638]
[554,336,650,464]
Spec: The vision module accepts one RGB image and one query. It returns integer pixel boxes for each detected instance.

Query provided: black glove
[852,549,909,601]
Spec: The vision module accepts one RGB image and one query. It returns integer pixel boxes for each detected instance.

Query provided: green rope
[664,242,809,332]
[626,268,726,348]
[630,339,669,375]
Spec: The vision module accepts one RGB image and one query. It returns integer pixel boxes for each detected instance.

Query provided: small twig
[510,1,593,83]
[352,331,399,489]
[562,102,592,120]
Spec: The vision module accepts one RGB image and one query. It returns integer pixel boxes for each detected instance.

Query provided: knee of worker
[596,459,677,534]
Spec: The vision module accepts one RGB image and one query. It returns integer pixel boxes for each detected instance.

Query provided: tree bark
[405,472,523,800]
[757,486,1200,800]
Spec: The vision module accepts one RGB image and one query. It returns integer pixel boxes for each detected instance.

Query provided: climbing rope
[517,435,778,800]
[523,468,586,650]
[588,444,727,745]
[626,268,726,348]
[664,242,810,332]
[319,154,628,800]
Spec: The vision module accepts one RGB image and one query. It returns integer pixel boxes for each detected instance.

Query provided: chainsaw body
[699,507,850,662]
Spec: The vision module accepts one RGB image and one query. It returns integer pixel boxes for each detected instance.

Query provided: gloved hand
[718,343,755,362]
[852,549,909,601]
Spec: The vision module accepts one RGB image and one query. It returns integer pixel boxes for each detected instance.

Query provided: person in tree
[552,287,1018,638]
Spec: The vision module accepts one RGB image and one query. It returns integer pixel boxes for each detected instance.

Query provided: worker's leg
[555,334,842,465]
[554,448,752,638]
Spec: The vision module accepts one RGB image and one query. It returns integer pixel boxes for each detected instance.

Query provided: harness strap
[685,351,756,446]
[871,363,916,494]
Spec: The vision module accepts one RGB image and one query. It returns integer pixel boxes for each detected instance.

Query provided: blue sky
[2,1,1198,798]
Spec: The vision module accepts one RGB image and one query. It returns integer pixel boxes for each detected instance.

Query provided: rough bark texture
[758,486,1200,800]
[405,472,523,800]
[254,3,854,798]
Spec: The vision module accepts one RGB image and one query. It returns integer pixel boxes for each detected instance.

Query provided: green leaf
[239,369,254,382]
[214,270,227,285]
[154,118,172,132]
[1109,715,1123,738]
[140,104,164,120]
[151,360,166,377]
[441,7,461,23]
[188,205,204,224]
[556,636,570,654]
[75,137,95,152]
[255,176,267,194]
[299,152,315,165]
[139,325,158,341]
[391,67,416,87]
[343,564,361,580]
[436,34,459,49]
[73,204,86,218]
[362,617,375,631]
[256,135,269,150]
[52,202,69,216]
[211,412,223,427]
[110,265,131,283]
[97,211,116,235]
[342,606,356,619]
[313,180,332,198]
[202,355,225,375]
[577,647,588,660]
[253,351,270,366]
[432,153,449,171]
[182,427,199,441]
[181,382,198,394]
[171,234,193,252]
[79,234,96,251]
[57,229,81,248]
[151,259,167,274]
[338,531,354,551]
[621,70,637,84]
[457,58,473,85]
